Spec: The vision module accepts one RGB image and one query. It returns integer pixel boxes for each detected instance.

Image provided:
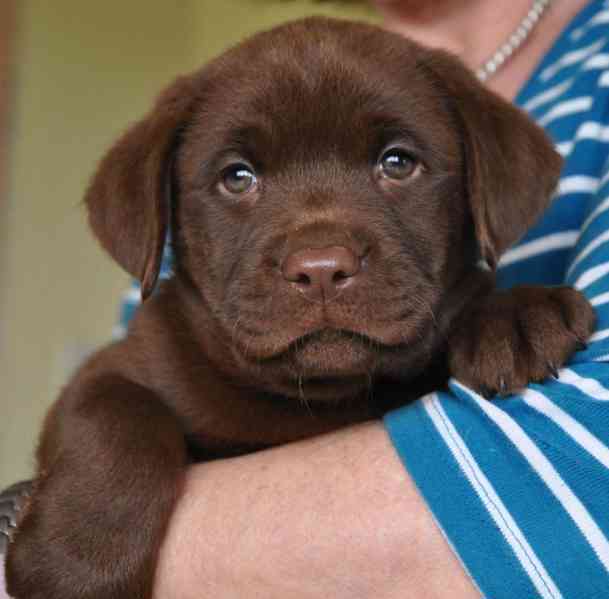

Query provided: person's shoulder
[497,0,609,289]
[518,0,609,124]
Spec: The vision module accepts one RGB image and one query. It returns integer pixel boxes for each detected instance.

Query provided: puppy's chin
[234,328,423,402]
[288,329,378,374]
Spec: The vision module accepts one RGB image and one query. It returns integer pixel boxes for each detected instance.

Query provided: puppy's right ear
[419,50,563,269]
[85,75,196,300]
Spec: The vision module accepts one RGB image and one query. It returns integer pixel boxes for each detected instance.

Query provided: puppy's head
[86,18,561,401]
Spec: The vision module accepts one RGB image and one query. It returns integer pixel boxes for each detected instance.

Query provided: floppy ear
[85,75,196,299]
[422,51,563,268]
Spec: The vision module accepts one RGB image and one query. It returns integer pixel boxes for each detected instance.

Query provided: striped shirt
[385,2,609,597]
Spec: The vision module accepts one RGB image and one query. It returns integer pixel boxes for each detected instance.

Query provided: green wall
[0,1,376,487]
[195,1,375,60]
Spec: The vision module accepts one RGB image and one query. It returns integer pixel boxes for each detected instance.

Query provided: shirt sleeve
[384,159,609,599]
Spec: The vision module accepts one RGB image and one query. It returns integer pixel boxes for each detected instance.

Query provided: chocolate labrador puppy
[6,17,594,599]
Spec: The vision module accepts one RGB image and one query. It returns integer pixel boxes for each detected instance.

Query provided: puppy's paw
[5,487,79,599]
[5,481,152,599]
[448,285,595,397]
[5,516,43,599]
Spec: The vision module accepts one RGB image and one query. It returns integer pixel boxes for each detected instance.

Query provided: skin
[151,1,590,597]
[153,423,479,599]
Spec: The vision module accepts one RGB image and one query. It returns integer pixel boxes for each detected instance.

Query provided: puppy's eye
[220,164,258,195]
[378,148,419,181]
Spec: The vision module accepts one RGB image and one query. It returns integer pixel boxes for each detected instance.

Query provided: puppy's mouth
[232,309,430,361]
[262,328,393,376]
[227,304,438,399]
[229,322,436,401]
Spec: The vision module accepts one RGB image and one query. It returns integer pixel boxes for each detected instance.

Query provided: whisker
[298,374,313,416]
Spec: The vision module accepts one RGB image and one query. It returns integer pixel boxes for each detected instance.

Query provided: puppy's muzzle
[281,245,362,303]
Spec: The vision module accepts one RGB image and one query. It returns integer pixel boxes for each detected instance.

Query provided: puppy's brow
[217,124,272,161]
[365,115,427,156]
[224,125,270,146]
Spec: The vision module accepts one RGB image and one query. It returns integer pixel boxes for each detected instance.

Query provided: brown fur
[6,17,594,599]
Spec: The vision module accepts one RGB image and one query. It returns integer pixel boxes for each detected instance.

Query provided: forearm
[152,422,480,599]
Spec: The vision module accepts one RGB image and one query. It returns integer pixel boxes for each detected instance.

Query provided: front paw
[5,489,98,599]
[5,504,48,599]
[448,285,595,397]
[5,483,153,599]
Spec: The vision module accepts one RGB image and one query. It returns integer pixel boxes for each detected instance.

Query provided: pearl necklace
[476,0,554,81]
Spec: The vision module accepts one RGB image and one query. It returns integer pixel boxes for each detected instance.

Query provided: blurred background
[0,0,376,488]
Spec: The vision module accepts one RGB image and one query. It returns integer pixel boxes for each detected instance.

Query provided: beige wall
[0,1,375,487]
[194,1,374,59]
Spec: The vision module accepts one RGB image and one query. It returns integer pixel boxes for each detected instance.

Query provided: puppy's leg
[6,375,187,599]
[448,286,596,397]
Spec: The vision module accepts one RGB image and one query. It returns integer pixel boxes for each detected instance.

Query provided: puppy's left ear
[421,50,563,268]
[85,75,196,299]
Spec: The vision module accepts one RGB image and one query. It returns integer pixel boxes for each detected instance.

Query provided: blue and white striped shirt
[386,2,609,597]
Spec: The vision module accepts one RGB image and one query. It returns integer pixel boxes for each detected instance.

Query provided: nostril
[332,270,349,284]
[296,273,311,286]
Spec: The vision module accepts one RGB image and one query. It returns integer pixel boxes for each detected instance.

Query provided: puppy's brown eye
[221,164,258,195]
[378,148,419,181]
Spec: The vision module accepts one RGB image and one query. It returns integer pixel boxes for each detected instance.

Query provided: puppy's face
[86,18,562,402]
[175,28,465,399]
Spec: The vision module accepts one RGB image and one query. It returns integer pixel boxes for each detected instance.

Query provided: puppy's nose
[282,246,361,302]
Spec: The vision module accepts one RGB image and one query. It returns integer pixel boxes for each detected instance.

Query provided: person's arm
[152,421,481,599]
